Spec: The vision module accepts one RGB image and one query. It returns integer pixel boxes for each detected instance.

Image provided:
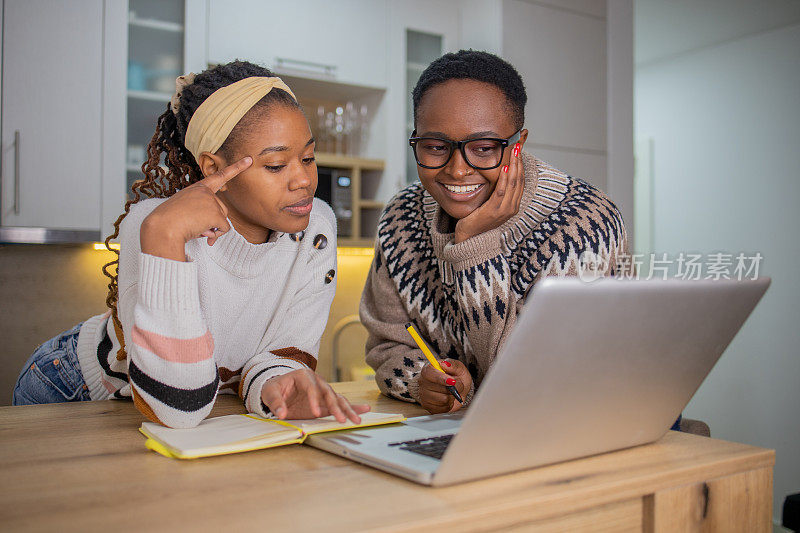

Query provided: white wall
[636,23,800,520]
[606,0,634,244]
[384,0,632,208]
[502,0,610,193]
[459,0,503,55]
[500,0,635,240]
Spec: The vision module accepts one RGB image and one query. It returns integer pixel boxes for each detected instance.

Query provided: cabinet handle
[274,57,337,78]
[13,130,20,215]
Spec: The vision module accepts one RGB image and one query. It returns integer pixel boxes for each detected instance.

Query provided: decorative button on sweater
[313,234,328,250]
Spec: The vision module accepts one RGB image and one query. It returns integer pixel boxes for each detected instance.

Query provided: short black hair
[412,50,527,130]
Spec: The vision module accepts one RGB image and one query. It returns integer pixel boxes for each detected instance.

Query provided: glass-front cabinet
[125,0,185,194]
[0,0,461,244]
[405,30,443,185]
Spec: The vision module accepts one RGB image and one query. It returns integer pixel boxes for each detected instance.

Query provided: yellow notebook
[140,412,405,459]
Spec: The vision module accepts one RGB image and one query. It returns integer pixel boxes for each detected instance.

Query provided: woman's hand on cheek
[260,369,371,423]
[454,143,524,244]
[140,156,253,261]
[418,359,472,414]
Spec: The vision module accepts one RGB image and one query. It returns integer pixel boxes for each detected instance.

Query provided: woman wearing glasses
[361,50,629,414]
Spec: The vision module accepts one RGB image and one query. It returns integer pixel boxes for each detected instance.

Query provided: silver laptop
[307,277,770,486]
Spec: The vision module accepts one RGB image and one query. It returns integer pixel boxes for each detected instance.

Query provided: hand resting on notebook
[261,369,371,424]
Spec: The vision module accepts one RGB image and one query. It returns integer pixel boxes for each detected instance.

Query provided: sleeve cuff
[407,374,422,403]
[138,252,201,314]
[244,359,308,416]
[461,382,476,407]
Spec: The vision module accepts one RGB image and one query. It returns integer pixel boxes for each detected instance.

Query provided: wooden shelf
[338,238,375,248]
[313,153,384,246]
[315,153,384,171]
[126,164,167,173]
[127,89,171,102]
[358,200,384,209]
[276,73,386,101]
[128,16,183,33]
[406,61,429,72]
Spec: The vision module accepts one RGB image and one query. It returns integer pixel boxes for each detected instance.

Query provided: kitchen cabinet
[315,153,384,246]
[208,0,464,206]
[382,0,460,200]
[101,0,208,237]
[107,0,209,238]
[273,73,387,245]
[0,0,630,244]
[503,0,607,153]
[0,0,208,243]
[0,0,104,237]
[501,0,610,191]
[122,0,208,196]
[0,0,472,243]
[207,0,388,89]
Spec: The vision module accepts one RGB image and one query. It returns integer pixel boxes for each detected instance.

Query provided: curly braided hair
[102,60,299,361]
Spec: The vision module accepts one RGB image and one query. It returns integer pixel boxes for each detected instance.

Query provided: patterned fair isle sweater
[76,197,337,428]
[360,152,629,405]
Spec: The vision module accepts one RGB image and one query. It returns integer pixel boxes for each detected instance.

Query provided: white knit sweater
[76,197,338,428]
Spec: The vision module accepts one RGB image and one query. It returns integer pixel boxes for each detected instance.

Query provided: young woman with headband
[13,61,370,428]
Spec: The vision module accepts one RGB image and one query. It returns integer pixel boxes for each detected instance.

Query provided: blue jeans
[12,323,91,405]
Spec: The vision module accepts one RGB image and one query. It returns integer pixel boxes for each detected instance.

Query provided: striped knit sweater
[360,152,629,404]
[76,197,337,428]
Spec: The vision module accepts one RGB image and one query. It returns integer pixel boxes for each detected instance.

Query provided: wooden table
[0,381,774,532]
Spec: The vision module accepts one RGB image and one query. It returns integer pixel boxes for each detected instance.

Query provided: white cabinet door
[184,0,210,74]
[502,0,607,153]
[207,0,388,88]
[381,0,460,199]
[1,0,104,230]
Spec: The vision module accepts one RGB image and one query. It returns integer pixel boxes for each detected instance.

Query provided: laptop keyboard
[388,434,455,460]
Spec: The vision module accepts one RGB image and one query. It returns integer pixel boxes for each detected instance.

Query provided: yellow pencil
[405,322,463,403]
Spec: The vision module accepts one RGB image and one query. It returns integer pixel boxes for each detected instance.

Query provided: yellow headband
[182,76,297,163]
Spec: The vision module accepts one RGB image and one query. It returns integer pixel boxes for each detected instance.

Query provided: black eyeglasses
[409,129,521,170]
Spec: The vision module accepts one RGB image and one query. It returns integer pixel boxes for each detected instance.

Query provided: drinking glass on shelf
[344,101,356,155]
[316,105,329,153]
[359,104,369,156]
[128,62,146,91]
[313,102,369,156]
[327,111,336,154]
[334,106,344,155]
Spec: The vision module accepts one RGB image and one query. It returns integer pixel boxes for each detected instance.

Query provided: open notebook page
[142,415,301,456]
[286,412,405,434]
